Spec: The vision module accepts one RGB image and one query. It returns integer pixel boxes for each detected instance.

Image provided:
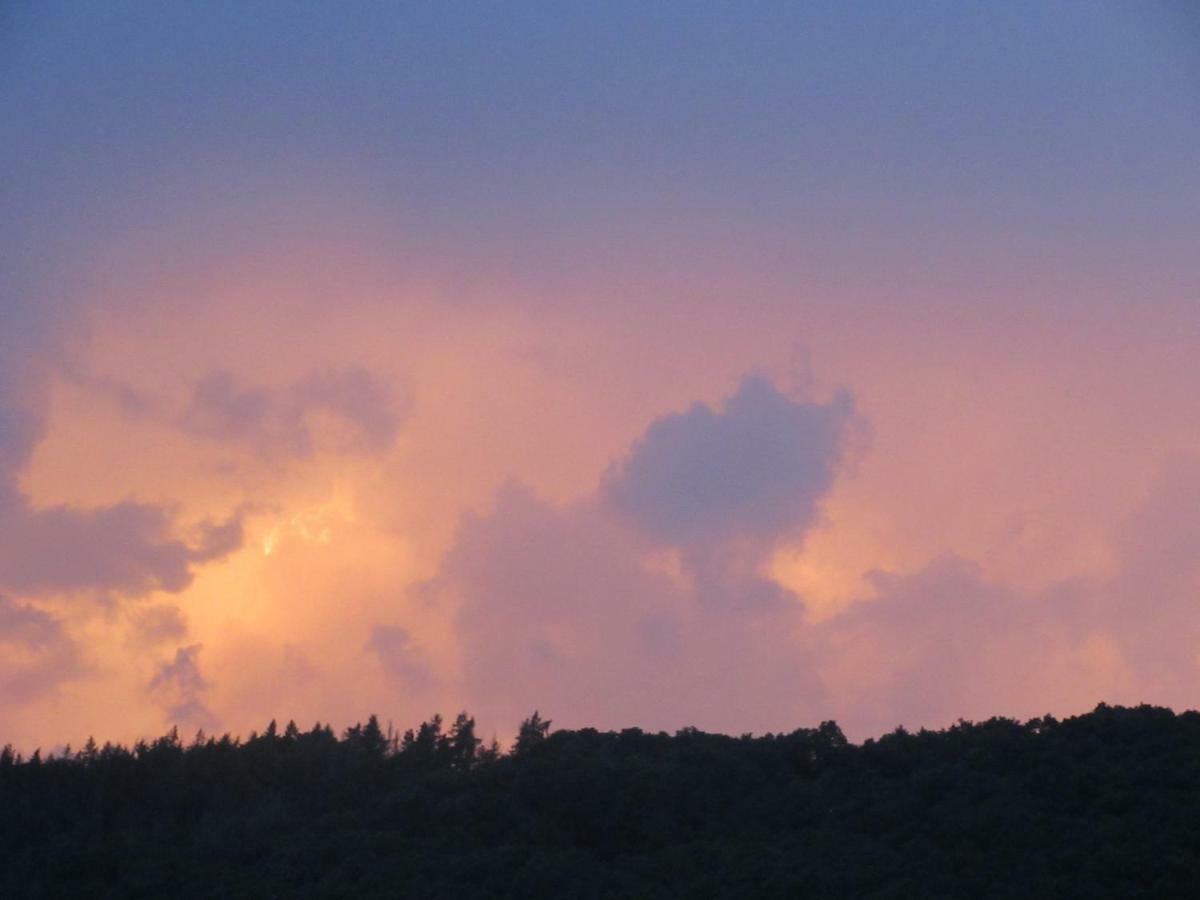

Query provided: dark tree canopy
[3,703,1200,898]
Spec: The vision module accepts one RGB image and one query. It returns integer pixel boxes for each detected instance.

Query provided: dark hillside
[3,704,1199,898]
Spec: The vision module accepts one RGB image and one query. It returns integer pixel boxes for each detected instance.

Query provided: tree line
[3,704,1200,897]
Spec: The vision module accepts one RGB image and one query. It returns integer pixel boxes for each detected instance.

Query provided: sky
[1,1,1198,749]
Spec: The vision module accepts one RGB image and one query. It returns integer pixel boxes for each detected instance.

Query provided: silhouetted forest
[5,704,1200,898]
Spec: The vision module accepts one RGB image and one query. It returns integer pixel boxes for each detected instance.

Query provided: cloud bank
[373,378,1200,741]
[376,376,856,733]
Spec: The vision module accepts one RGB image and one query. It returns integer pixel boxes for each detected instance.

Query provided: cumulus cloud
[149,644,219,733]
[179,367,404,459]
[603,375,858,612]
[604,376,856,550]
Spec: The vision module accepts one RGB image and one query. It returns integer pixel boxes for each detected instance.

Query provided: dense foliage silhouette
[4,704,1200,898]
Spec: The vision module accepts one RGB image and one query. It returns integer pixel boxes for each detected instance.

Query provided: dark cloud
[180,372,271,443]
[0,595,81,706]
[604,376,855,550]
[189,512,247,562]
[603,375,858,612]
[149,644,219,733]
[0,596,66,648]
[179,367,404,459]
[290,369,403,454]
[0,501,244,599]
